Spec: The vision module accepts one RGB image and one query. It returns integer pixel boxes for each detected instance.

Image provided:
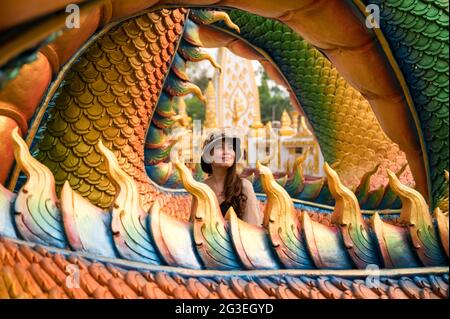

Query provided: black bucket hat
[200,131,242,174]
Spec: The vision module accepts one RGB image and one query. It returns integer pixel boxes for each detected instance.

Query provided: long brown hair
[222,161,247,218]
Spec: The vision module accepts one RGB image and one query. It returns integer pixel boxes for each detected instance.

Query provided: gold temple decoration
[291,111,299,130]
[203,79,217,129]
[279,110,295,136]
[173,97,192,129]
[217,47,261,129]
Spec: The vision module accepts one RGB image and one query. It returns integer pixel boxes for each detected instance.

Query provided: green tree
[258,69,292,123]
[182,68,210,121]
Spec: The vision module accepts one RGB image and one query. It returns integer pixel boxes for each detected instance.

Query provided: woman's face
[211,139,235,168]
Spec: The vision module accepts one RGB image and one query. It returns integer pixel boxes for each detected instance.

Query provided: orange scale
[148,41,161,55]
[60,127,81,147]
[111,83,127,97]
[105,104,122,118]
[103,125,120,140]
[138,49,152,64]
[129,86,141,98]
[174,24,183,35]
[72,140,93,158]
[123,20,140,39]
[38,134,58,151]
[71,114,92,135]
[113,60,132,75]
[121,45,138,60]
[76,91,95,107]
[151,55,163,68]
[121,125,135,138]
[82,150,103,168]
[153,20,167,36]
[60,155,81,174]
[103,68,121,85]
[167,43,176,56]
[82,129,102,146]
[122,73,137,87]
[138,80,149,91]
[67,75,86,96]
[112,115,128,128]
[77,182,93,197]
[132,36,147,51]
[84,103,105,120]
[136,15,152,31]
[110,27,129,45]
[89,78,108,96]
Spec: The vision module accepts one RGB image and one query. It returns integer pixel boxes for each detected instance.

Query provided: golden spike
[97,141,144,213]
[200,50,222,73]
[354,163,380,194]
[184,81,207,104]
[172,156,221,222]
[11,127,66,247]
[330,160,341,170]
[324,162,380,267]
[387,169,432,226]
[293,148,309,178]
[298,116,312,136]
[256,160,295,228]
[12,127,53,183]
[256,160,313,268]
[210,11,241,33]
[388,169,447,265]
[324,162,363,226]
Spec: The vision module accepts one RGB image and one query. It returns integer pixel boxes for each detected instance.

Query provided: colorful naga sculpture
[0,0,448,300]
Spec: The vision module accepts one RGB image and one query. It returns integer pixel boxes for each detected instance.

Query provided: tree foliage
[258,68,293,123]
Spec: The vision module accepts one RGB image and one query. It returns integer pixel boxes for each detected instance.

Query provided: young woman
[190,131,263,226]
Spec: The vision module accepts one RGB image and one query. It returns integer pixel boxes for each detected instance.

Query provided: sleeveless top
[219,201,232,216]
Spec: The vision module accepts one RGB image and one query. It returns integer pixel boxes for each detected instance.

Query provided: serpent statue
[0,0,448,299]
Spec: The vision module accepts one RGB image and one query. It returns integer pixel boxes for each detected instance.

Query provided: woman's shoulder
[240,178,254,192]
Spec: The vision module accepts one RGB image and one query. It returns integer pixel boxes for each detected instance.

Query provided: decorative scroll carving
[387,170,447,266]
[173,156,241,270]
[257,160,313,268]
[11,127,66,248]
[325,163,379,268]
[226,206,281,270]
[149,199,203,269]
[60,181,117,258]
[98,141,161,264]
